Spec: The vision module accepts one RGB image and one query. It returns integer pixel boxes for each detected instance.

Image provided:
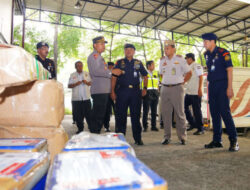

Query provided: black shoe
[151,127,159,131]
[204,141,223,149]
[161,139,170,145]
[187,127,194,131]
[193,130,204,135]
[229,139,239,152]
[181,139,186,145]
[143,128,148,132]
[135,140,144,146]
[72,121,76,124]
[105,128,111,132]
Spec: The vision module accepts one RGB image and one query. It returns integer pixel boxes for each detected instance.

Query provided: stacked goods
[0,126,68,160]
[46,150,167,190]
[0,44,49,93]
[0,45,68,161]
[63,132,135,156]
[0,80,64,128]
[0,152,49,190]
[0,138,47,153]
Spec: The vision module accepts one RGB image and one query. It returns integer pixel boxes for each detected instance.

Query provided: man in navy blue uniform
[111,44,148,145]
[36,42,56,79]
[202,33,239,152]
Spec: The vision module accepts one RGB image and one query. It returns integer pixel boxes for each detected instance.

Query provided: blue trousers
[115,87,142,142]
[208,80,237,142]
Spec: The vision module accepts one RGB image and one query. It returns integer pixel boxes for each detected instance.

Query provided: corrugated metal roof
[24,0,250,44]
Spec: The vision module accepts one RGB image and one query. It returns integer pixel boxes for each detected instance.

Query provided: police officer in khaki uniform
[87,36,122,134]
[184,53,204,135]
[159,40,192,145]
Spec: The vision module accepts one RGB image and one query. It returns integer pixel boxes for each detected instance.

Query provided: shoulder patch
[93,54,99,59]
[223,52,229,57]
[218,48,224,53]
[225,55,231,61]
[160,56,165,60]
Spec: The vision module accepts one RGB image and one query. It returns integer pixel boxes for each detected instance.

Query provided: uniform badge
[211,65,215,71]
[225,55,231,61]
[121,60,126,69]
[171,67,176,75]
[215,54,218,60]
[105,66,107,70]
[134,61,140,70]
[174,61,179,65]
[163,62,167,66]
[93,54,98,59]
[219,48,224,53]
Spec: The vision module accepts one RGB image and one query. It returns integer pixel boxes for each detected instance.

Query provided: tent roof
[24,0,250,44]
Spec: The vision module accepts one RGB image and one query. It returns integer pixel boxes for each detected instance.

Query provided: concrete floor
[62,115,250,190]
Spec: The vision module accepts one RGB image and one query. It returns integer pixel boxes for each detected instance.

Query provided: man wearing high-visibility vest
[142,61,160,132]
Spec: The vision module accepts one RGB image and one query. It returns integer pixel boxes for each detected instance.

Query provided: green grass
[65,107,72,115]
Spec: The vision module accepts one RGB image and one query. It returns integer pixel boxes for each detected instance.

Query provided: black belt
[162,83,182,87]
[119,84,140,89]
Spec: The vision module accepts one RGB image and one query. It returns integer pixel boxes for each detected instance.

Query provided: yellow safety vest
[142,70,159,90]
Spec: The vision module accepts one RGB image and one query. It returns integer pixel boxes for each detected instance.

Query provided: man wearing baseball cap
[159,40,192,145]
[35,42,56,79]
[202,32,239,151]
[87,36,122,134]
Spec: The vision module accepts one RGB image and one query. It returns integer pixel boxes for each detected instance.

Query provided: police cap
[201,33,217,41]
[92,36,108,44]
[36,42,49,49]
[124,43,136,50]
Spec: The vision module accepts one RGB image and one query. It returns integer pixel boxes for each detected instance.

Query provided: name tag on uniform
[134,71,138,77]
[171,68,176,75]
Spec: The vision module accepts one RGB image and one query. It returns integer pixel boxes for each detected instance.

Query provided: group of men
[36,31,239,152]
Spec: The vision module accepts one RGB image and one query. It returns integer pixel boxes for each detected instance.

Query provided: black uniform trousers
[208,80,237,142]
[142,90,159,129]
[103,96,115,130]
[184,94,203,131]
[72,100,91,132]
[115,87,142,143]
[90,93,109,134]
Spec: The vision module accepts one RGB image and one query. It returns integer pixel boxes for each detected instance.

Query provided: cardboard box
[0,125,68,160]
[0,44,49,93]
[0,80,64,128]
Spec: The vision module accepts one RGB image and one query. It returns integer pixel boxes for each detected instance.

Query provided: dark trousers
[116,88,142,142]
[90,93,109,134]
[103,96,115,129]
[208,80,237,142]
[72,101,76,122]
[142,93,158,129]
[184,94,203,131]
[72,100,91,132]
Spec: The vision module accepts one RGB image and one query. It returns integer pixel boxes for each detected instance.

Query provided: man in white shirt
[68,61,92,134]
[184,53,204,135]
[159,40,192,145]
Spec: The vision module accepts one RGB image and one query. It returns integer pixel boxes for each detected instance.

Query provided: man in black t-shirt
[35,42,56,79]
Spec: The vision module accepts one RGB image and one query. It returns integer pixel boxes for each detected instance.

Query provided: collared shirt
[204,46,233,83]
[87,50,112,94]
[68,71,91,101]
[185,62,203,95]
[159,54,190,85]
[114,58,147,86]
[35,55,56,79]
